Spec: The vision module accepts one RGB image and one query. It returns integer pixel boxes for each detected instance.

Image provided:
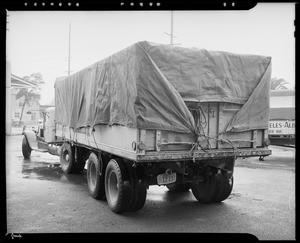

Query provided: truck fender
[23,130,39,150]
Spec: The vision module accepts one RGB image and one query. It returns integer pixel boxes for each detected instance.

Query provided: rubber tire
[129,181,147,212]
[87,153,105,199]
[60,143,76,174]
[166,182,190,192]
[127,166,147,212]
[191,169,222,203]
[105,158,131,214]
[22,136,31,159]
[213,172,234,202]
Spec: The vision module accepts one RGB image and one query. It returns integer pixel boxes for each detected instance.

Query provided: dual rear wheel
[59,143,147,214]
[61,144,233,212]
[87,154,147,214]
[164,165,233,203]
[190,168,233,203]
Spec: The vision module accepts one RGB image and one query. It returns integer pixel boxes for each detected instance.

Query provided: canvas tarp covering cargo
[55,41,271,134]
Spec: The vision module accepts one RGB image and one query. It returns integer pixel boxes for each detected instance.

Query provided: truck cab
[22,107,60,158]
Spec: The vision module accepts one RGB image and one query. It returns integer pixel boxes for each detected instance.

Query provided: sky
[7,3,295,105]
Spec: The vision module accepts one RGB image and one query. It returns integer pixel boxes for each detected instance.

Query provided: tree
[270,77,289,90]
[15,73,43,126]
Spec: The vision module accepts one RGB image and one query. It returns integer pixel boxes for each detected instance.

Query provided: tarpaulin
[55,41,271,134]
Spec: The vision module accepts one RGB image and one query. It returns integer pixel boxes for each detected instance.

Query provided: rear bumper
[136,147,272,162]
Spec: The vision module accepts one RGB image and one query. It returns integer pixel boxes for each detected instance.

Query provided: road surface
[5,135,295,240]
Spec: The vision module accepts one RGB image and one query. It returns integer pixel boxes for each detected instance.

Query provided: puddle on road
[22,162,62,180]
[21,158,87,185]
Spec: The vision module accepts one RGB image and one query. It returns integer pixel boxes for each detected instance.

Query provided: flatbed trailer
[55,103,271,163]
[22,41,272,214]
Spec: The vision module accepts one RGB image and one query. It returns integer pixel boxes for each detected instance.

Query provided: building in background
[10,74,40,128]
[269,90,295,146]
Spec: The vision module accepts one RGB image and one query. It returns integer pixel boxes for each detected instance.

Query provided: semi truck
[22,41,272,214]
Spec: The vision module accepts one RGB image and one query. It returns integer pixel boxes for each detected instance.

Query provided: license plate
[157,172,177,185]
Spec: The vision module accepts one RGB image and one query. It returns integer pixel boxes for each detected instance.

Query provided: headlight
[263,138,270,146]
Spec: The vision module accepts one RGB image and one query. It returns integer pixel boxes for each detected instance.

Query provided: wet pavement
[5,135,295,240]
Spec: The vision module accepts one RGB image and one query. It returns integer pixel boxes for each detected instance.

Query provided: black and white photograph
[5,2,295,240]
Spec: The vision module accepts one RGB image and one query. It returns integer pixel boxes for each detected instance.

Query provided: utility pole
[68,23,71,77]
[164,11,180,46]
